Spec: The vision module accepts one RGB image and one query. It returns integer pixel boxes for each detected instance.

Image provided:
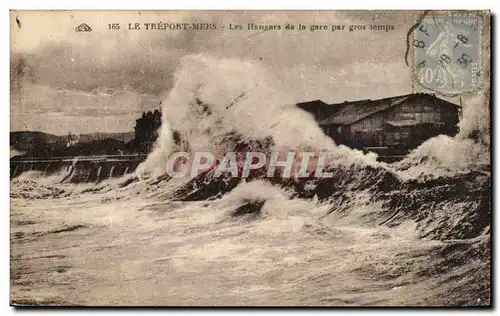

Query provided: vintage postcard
[10,10,491,306]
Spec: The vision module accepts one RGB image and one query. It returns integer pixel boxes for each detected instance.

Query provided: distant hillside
[48,138,129,157]
[10,131,136,158]
[78,132,135,143]
[10,131,64,153]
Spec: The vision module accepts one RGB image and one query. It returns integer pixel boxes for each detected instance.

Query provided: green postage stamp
[413,13,482,94]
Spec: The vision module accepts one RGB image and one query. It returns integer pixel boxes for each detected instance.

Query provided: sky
[10,10,419,135]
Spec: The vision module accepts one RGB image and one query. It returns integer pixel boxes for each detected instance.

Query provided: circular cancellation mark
[412,14,481,95]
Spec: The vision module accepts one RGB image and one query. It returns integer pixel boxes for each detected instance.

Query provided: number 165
[108,23,120,30]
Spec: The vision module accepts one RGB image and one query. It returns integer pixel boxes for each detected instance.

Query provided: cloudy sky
[10,10,418,135]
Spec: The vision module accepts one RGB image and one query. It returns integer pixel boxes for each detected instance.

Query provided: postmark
[413,14,481,94]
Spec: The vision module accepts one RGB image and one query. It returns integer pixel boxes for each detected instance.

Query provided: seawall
[10,155,147,183]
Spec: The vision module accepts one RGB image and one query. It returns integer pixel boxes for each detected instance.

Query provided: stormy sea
[10,55,491,306]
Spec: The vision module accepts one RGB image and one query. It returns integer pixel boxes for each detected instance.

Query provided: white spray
[138,54,377,177]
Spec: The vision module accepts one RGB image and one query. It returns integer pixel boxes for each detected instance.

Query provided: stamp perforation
[411,11,485,96]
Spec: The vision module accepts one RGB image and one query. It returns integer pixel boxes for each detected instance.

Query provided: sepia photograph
[9,10,491,306]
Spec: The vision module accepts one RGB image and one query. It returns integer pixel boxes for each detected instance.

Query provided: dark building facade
[132,109,162,153]
[297,93,460,156]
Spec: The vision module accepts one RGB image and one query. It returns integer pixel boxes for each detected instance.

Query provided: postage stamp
[10,10,491,307]
[413,14,481,94]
